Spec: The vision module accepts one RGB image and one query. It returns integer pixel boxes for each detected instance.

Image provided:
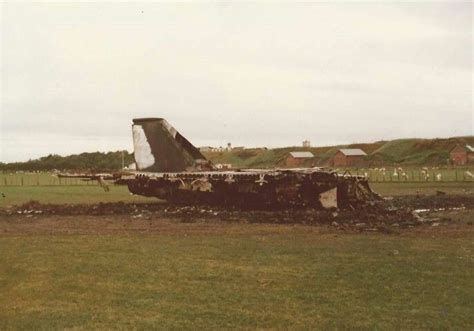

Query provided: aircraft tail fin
[132,118,213,172]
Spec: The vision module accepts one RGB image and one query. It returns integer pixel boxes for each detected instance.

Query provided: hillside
[0,151,135,172]
[1,136,473,172]
[204,136,474,168]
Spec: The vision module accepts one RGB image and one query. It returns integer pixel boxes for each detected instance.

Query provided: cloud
[1,2,472,162]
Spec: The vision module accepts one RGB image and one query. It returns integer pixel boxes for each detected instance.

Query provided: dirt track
[0,194,473,235]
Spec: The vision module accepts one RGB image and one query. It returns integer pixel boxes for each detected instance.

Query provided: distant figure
[1,193,5,198]
[436,173,442,181]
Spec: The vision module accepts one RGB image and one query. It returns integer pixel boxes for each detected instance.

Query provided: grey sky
[1,1,472,162]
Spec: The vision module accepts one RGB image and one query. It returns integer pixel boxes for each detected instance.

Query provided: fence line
[0,169,473,187]
[343,169,474,183]
[0,175,99,187]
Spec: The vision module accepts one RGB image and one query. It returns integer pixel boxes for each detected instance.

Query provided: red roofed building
[450,145,474,165]
[332,149,367,167]
[286,151,315,168]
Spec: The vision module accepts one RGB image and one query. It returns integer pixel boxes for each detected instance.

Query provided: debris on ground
[1,194,473,233]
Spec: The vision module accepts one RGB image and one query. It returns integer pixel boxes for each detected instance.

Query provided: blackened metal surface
[121,169,381,209]
[132,118,208,172]
[59,118,382,209]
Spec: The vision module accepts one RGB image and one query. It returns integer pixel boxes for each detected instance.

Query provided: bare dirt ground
[0,194,473,236]
[0,212,473,238]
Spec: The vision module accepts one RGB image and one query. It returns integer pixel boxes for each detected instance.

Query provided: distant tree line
[0,151,135,172]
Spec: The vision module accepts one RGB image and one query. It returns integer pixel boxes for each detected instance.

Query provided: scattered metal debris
[2,193,472,232]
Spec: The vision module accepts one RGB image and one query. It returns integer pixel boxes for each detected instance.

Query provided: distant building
[450,144,474,165]
[215,163,232,170]
[302,140,311,148]
[199,146,228,152]
[199,146,214,152]
[286,151,315,168]
[332,149,367,167]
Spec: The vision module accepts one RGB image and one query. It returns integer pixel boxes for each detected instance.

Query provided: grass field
[0,172,95,186]
[0,182,473,206]
[0,186,155,206]
[371,182,474,196]
[0,221,473,329]
[0,176,473,329]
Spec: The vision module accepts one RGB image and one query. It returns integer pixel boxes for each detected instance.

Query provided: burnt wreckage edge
[120,170,380,209]
[60,118,381,209]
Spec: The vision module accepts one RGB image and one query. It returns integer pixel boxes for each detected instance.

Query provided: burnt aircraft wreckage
[61,118,381,209]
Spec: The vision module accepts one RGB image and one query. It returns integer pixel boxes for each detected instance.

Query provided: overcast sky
[1,1,472,162]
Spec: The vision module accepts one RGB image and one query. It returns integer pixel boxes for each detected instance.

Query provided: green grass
[370,182,474,196]
[0,186,156,206]
[0,172,94,186]
[0,229,472,329]
[370,137,474,165]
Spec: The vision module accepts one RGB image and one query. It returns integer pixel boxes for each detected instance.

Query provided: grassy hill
[204,137,474,168]
[368,137,474,165]
[1,136,473,172]
[0,151,135,172]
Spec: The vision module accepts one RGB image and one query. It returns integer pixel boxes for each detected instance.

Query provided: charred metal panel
[120,169,381,209]
[132,118,210,172]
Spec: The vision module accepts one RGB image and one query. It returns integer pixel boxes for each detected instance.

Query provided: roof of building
[451,144,474,153]
[289,151,314,158]
[338,148,367,156]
